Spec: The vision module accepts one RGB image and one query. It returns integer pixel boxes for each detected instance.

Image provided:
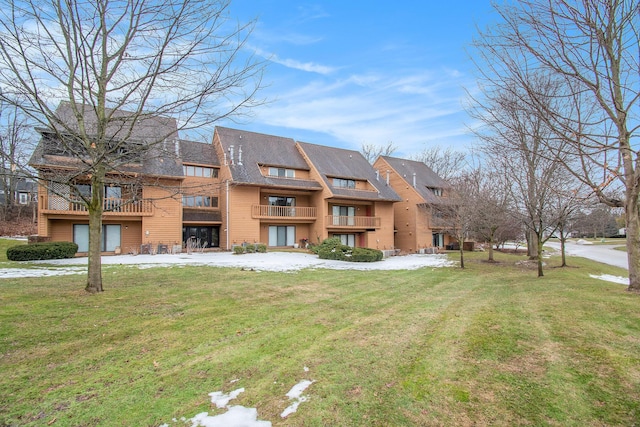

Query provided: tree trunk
[626,194,640,292]
[527,229,538,260]
[488,240,494,262]
[536,231,544,277]
[85,172,105,293]
[560,233,567,267]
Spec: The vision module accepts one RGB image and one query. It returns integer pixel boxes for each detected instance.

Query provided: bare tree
[0,0,264,292]
[434,172,477,269]
[473,0,640,291]
[411,146,467,181]
[549,181,592,267]
[470,72,567,277]
[0,102,33,219]
[468,167,514,262]
[360,141,397,164]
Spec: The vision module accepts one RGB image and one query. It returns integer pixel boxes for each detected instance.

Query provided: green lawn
[1,249,639,426]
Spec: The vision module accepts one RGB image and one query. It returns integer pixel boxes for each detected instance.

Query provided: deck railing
[44,196,153,215]
[326,215,380,228]
[252,205,316,219]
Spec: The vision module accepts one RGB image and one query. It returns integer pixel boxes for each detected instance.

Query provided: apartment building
[373,156,455,253]
[214,127,401,251]
[30,103,402,253]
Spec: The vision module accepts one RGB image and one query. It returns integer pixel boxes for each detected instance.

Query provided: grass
[1,248,640,426]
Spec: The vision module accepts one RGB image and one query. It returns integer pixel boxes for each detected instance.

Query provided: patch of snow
[187,407,271,427]
[0,252,456,279]
[209,388,245,408]
[162,387,271,427]
[281,380,314,418]
[0,267,85,278]
[589,274,629,285]
[576,239,594,245]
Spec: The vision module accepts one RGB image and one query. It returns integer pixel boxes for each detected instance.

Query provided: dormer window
[428,187,443,196]
[268,167,295,178]
[333,178,355,189]
[183,165,219,178]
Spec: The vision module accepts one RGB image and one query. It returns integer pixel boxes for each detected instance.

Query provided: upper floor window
[268,167,295,178]
[268,196,295,207]
[333,178,356,189]
[182,195,218,208]
[183,165,219,178]
[428,187,443,196]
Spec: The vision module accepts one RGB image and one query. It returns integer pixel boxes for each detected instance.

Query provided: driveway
[545,241,628,270]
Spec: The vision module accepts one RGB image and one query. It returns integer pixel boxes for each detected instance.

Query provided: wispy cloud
[251,68,473,155]
[293,5,330,24]
[270,56,337,75]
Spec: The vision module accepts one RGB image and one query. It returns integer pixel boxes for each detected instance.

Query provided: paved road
[545,241,628,270]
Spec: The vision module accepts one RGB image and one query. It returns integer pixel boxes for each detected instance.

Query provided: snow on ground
[0,251,456,279]
[160,376,315,427]
[0,266,86,278]
[589,274,630,285]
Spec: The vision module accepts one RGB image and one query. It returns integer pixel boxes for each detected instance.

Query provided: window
[428,187,443,196]
[268,167,295,178]
[333,234,355,247]
[183,165,219,178]
[268,196,296,216]
[333,178,356,189]
[18,193,29,205]
[182,195,218,208]
[73,224,121,252]
[268,225,295,246]
[73,184,92,199]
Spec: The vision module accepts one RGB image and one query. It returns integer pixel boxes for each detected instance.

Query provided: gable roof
[380,156,451,205]
[29,102,183,178]
[52,101,179,142]
[215,126,322,190]
[297,142,401,202]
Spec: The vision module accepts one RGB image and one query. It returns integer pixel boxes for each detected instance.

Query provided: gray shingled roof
[297,142,401,202]
[29,102,183,177]
[215,127,322,191]
[380,156,451,205]
[180,140,219,166]
[53,101,179,142]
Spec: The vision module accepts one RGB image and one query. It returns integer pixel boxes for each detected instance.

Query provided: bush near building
[6,241,78,261]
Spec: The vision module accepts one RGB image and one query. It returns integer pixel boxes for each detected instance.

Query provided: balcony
[42,197,154,216]
[252,205,317,221]
[326,215,381,229]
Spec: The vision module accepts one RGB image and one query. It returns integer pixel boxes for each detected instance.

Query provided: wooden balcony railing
[326,215,380,229]
[252,205,317,219]
[43,197,153,216]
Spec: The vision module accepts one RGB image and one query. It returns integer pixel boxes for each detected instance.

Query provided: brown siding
[374,158,425,253]
[227,185,261,246]
[141,182,182,246]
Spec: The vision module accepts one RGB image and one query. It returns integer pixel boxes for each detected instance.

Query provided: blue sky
[220,1,497,158]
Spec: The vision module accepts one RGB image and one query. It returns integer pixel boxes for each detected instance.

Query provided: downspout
[226,179,230,250]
